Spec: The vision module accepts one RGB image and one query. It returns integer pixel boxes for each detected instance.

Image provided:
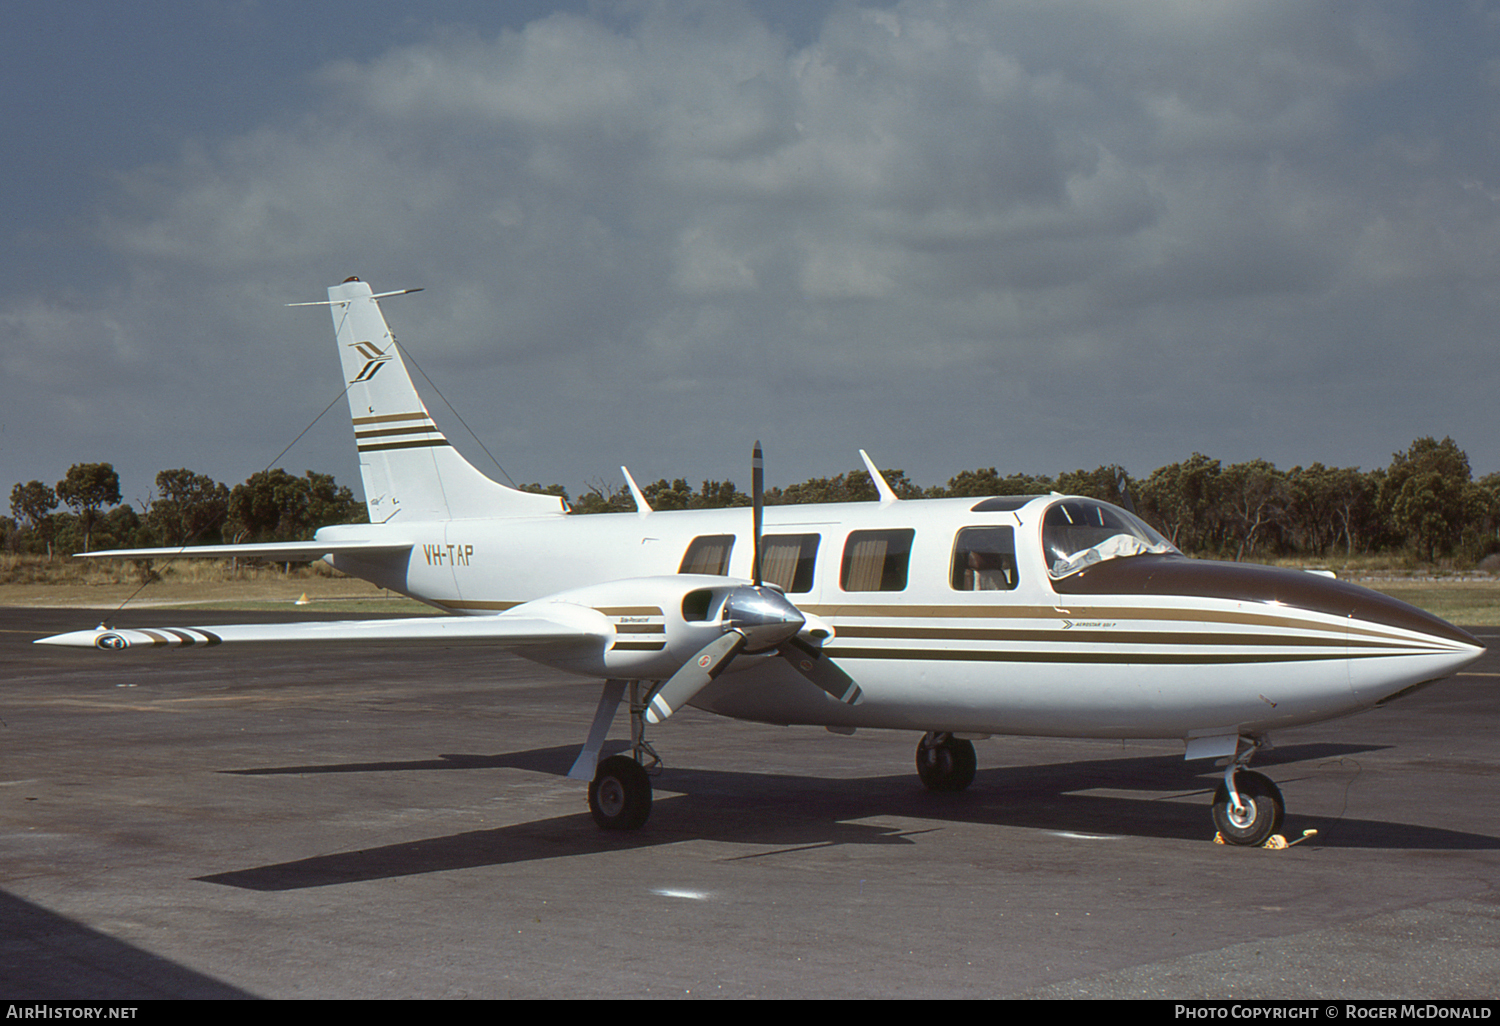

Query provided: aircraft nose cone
[1054,555,1484,703]
[1341,583,1485,704]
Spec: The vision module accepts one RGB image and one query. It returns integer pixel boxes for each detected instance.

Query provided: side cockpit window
[840,529,915,592]
[679,535,734,576]
[761,534,819,594]
[951,527,1018,591]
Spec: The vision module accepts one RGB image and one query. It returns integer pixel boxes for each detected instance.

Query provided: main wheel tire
[916,733,977,793]
[589,755,652,831]
[1211,770,1285,846]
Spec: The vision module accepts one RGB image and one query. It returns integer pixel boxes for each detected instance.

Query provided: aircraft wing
[35,610,610,653]
[70,540,411,562]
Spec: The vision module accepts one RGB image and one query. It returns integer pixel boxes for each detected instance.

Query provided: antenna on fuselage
[621,466,653,517]
[859,450,899,505]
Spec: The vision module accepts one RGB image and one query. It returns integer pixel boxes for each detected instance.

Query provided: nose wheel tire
[916,732,977,793]
[1211,770,1284,846]
[589,755,653,830]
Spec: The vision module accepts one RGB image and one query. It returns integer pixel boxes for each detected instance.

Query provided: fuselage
[317,493,1484,742]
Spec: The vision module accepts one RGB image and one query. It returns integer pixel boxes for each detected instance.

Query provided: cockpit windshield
[1042,498,1178,578]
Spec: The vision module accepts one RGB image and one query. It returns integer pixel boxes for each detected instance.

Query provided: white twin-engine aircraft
[39,277,1485,844]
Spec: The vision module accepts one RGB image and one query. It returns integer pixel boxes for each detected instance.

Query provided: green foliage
[641,478,750,510]
[146,468,230,546]
[55,462,120,553]
[1219,459,1290,561]
[1379,437,1479,563]
[1468,473,1500,564]
[1054,466,1134,508]
[225,469,366,544]
[1135,453,1224,554]
[766,466,923,505]
[1287,463,1380,557]
[567,480,636,515]
[10,480,59,557]
[937,467,1055,498]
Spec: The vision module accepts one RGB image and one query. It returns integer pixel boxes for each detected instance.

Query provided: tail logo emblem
[348,341,393,383]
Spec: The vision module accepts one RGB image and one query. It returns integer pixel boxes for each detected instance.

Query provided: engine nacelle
[505,575,774,681]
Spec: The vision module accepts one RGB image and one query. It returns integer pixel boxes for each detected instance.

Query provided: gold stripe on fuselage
[832,624,1409,651]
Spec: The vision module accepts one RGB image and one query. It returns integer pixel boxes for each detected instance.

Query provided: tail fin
[324,277,565,523]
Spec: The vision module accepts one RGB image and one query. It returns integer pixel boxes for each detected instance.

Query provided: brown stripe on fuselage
[823,646,1351,665]
[832,624,1409,651]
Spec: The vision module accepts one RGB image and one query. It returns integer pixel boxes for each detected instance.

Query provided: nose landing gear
[1210,739,1285,846]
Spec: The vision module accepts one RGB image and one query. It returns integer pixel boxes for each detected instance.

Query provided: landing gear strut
[573,681,660,831]
[916,731,977,792]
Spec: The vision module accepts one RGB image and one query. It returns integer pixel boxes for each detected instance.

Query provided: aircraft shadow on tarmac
[200,740,1500,891]
[0,889,256,1000]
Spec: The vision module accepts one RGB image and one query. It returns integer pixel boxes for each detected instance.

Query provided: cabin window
[840,529,915,592]
[761,534,820,594]
[951,527,1019,591]
[680,535,734,576]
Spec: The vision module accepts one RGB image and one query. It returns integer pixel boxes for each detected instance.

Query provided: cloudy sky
[4,0,1499,510]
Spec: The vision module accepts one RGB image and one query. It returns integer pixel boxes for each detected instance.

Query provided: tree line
[8,436,1500,566]
[528,435,1500,566]
[6,465,364,558]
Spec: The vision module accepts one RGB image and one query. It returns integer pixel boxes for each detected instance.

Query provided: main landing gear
[589,754,652,831]
[571,681,660,831]
[915,731,977,793]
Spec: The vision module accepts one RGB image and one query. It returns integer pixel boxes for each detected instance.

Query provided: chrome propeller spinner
[645,442,861,724]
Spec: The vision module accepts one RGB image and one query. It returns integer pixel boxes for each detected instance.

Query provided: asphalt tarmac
[2,607,1497,1000]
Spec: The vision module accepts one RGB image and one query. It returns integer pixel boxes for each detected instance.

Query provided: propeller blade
[645,630,747,724]
[777,636,863,705]
[752,440,764,586]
